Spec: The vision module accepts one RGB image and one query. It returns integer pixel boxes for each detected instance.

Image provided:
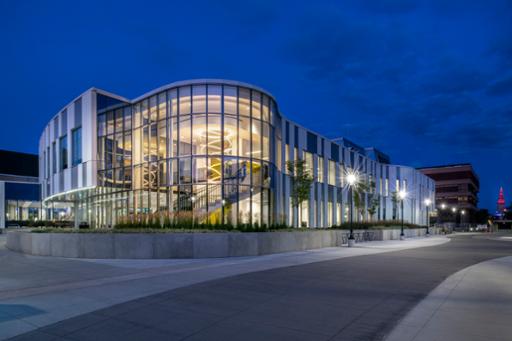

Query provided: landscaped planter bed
[6,227,441,259]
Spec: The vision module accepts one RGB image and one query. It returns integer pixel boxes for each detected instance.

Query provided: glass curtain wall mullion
[249,89,253,225]
[205,84,209,218]
[219,84,225,224]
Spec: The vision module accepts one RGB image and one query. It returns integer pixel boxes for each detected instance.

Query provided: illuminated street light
[461,210,465,215]
[399,190,407,240]
[441,203,446,209]
[345,171,359,247]
[346,173,357,186]
[452,207,457,213]
[424,198,432,236]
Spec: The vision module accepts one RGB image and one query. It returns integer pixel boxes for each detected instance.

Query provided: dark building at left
[0,150,41,228]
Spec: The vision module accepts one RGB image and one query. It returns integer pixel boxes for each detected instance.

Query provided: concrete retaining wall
[6,227,441,259]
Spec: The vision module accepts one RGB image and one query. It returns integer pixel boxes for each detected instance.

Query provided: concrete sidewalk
[385,255,512,341]
[0,235,448,340]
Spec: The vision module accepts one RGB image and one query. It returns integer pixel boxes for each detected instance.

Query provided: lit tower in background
[496,187,506,217]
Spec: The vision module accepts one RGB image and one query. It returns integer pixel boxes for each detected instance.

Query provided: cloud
[487,75,512,96]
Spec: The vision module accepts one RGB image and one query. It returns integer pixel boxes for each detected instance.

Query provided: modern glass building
[39,79,435,228]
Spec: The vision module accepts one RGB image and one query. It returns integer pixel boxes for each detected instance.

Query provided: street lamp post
[399,190,407,240]
[424,198,431,236]
[346,172,358,247]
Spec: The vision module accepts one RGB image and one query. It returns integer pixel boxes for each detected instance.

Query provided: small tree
[287,159,314,227]
[353,179,375,221]
[366,181,379,221]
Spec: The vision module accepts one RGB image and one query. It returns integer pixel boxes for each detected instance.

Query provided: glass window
[262,162,270,187]
[192,114,207,155]
[270,101,277,125]
[239,159,251,187]
[207,156,222,183]
[328,160,336,186]
[223,157,238,181]
[115,109,123,133]
[158,92,166,119]
[149,96,158,122]
[192,85,206,113]
[208,85,221,113]
[98,114,106,137]
[179,86,191,114]
[59,135,68,170]
[61,110,67,135]
[224,115,238,156]
[207,114,222,155]
[115,133,123,168]
[124,107,132,131]
[158,119,166,159]
[53,116,59,138]
[106,111,114,135]
[74,98,82,128]
[52,142,57,173]
[46,147,50,177]
[262,95,269,122]
[149,123,157,161]
[133,127,142,165]
[72,127,82,166]
[124,132,132,167]
[141,100,149,126]
[304,152,313,175]
[192,157,207,183]
[262,122,270,161]
[134,164,143,189]
[251,119,261,159]
[179,115,191,156]
[171,159,179,185]
[179,157,191,183]
[318,156,324,183]
[169,89,178,116]
[133,103,141,128]
[223,86,237,115]
[236,116,249,158]
[143,126,150,162]
[171,119,178,157]
[239,88,250,116]
[105,136,113,169]
[251,91,261,120]
[97,136,105,169]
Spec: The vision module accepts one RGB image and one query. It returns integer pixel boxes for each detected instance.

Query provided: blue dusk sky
[1,0,511,210]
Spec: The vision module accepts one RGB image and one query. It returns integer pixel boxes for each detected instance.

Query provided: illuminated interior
[94,83,274,228]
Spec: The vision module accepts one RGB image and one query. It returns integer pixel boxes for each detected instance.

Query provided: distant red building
[496,187,506,217]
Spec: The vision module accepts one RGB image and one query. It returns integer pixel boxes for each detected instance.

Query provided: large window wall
[95,83,275,227]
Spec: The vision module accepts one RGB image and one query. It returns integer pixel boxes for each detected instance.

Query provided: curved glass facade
[95,83,276,227]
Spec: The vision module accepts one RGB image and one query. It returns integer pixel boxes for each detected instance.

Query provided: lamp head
[451,207,457,213]
[424,198,431,206]
[346,173,358,186]
[441,203,446,209]
[398,190,407,200]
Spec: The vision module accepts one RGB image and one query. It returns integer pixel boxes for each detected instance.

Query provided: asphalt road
[10,234,512,341]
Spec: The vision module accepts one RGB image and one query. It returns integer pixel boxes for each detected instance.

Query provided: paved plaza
[1,233,512,340]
